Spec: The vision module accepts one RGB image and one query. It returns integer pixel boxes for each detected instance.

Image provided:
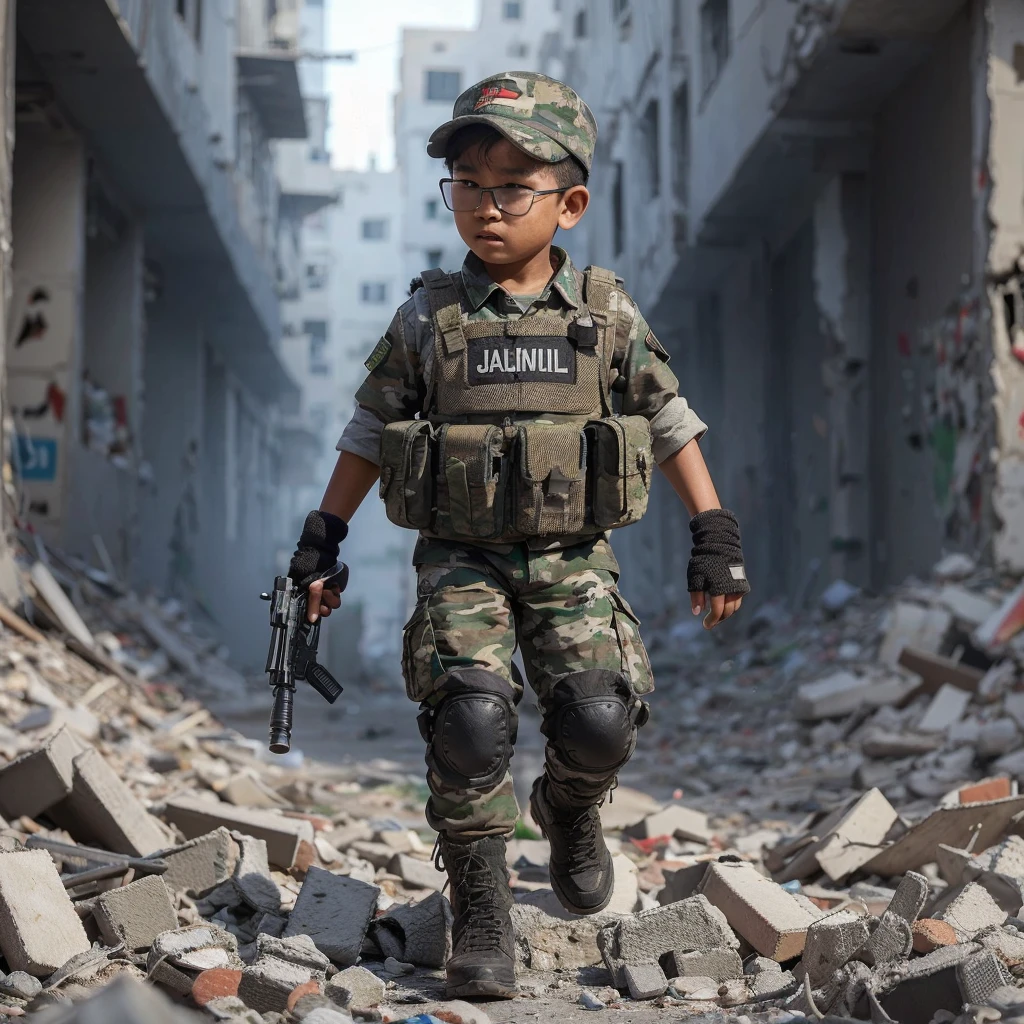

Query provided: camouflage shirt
[337,246,707,563]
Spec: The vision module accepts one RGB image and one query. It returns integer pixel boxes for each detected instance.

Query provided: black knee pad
[545,669,644,774]
[418,667,519,789]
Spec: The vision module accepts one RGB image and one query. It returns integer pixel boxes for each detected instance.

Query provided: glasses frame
[438,178,568,217]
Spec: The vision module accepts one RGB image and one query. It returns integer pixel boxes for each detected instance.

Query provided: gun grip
[307,661,343,704]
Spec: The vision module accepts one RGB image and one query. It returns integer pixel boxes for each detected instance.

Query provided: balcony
[276,141,339,218]
[237,52,307,140]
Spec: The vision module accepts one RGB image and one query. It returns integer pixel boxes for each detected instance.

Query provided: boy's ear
[558,185,589,230]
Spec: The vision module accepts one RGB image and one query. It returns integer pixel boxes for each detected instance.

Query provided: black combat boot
[529,775,614,915]
[438,833,517,999]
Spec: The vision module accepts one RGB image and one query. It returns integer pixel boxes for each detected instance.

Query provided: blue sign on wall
[15,436,58,481]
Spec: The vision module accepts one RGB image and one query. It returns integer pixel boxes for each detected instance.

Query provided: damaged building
[545,0,1024,617]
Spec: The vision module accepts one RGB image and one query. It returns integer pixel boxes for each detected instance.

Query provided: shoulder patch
[364,337,392,372]
[644,330,670,361]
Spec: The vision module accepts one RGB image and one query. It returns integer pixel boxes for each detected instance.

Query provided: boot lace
[561,805,601,875]
[441,844,509,954]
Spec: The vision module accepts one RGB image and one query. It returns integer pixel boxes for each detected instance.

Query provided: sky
[326,1,480,171]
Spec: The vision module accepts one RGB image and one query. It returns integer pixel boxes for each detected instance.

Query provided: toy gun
[259,563,348,754]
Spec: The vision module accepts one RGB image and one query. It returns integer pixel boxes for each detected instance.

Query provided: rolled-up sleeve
[336,405,386,464]
[650,397,707,463]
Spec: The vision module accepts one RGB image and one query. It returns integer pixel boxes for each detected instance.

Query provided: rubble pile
[2,535,1024,1021]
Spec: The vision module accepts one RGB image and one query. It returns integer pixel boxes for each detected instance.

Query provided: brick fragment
[283,866,379,966]
[699,861,818,961]
[913,918,958,953]
[325,964,385,1009]
[238,956,313,1014]
[287,978,324,1010]
[935,882,1007,940]
[162,795,314,869]
[160,828,239,898]
[94,873,179,952]
[0,726,79,820]
[0,849,90,974]
[192,968,242,1006]
[660,947,742,982]
[623,961,668,1000]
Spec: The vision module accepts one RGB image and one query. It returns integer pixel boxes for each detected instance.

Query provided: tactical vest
[378,265,653,542]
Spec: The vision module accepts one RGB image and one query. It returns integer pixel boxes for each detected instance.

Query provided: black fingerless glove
[288,510,349,588]
[686,508,750,596]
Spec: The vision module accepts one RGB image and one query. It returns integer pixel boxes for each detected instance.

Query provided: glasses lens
[443,181,482,212]
[494,187,533,215]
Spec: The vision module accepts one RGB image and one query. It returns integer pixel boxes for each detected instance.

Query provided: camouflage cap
[426,71,597,174]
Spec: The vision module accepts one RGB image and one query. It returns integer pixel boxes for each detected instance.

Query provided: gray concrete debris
[373,890,452,968]
[876,942,980,1024]
[624,804,712,844]
[29,973,203,1023]
[151,923,238,965]
[325,965,385,1009]
[510,903,622,971]
[237,956,313,1014]
[801,909,871,986]
[657,862,708,906]
[957,949,1014,1005]
[749,968,797,1000]
[256,932,331,977]
[936,882,1008,940]
[160,828,240,899]
[301,1009,356,1024]
[93,873,179,952]
[201,996,263,1023]
[0,849,91,975]
[623,960,668,1000]
[284,866,379,966]
[0,725,79,820]
[230,831,281,914]
[887,870,930,923]
[859,909,913,967]
[660,946,743,982]
[388,852,447,891]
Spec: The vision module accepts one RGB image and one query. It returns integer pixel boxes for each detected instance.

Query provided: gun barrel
[268,685,294,753]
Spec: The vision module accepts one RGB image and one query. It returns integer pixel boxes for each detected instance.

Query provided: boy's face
[449,138,589,268]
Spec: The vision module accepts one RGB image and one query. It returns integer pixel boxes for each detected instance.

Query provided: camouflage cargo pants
[401,536,655,840]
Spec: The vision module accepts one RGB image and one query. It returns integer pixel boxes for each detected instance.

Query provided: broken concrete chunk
[31,973,205,1022]
[657,863,709,906]
[0,849,91,975]
[801,909,871,986]
[219,772,289,810]
[957,949,1014,1005]
[879,603,952,667]
[325,964,385,1009]
[860,909,913,967]
[151,923,238,964]
[256,933,331,978]
[283,866,379,966]
[624,804,712,844]
[163,796,314,869]
[0,725,79,820]
[748,968,797,999]
[917,683,971,733]
[510,903,621,971]
[660,946,743,982]
[373,890,452,968]
[623,960,668,1000]
[59,746,170,856]
[237,956,314,1014]
[887,870,930,923]
[793,671,919,721]
[160,828,240,898]
[94,873,179,952]
[388,852,446,891]
[935,882,1007,940]
[231,831,281,914]
[700,861,818,961]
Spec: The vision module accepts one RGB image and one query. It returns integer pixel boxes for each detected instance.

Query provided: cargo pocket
[587,416,653,529]
[434,424,507,539]
[515,423,587,536]
[401,602,437,703]
[379,420,435,530]
[610,590,655,696]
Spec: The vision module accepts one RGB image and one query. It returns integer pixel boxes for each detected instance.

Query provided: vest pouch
[515,423,587,535]
[586,415,653,529]
[435,423,507,538]
[379,420,435,530]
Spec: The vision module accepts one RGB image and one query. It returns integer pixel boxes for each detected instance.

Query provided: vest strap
[421,268,466,355]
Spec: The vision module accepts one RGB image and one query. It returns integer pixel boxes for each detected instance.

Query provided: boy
[287,72,749,1000]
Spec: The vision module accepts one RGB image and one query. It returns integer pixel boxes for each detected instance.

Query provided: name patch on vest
[467,336,577,385]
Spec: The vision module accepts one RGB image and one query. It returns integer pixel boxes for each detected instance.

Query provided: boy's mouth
[476,231,504,242]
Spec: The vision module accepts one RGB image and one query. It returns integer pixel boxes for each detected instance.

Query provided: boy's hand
[686,509,750,630]
[307,578,343,623]
[288,510,348,623]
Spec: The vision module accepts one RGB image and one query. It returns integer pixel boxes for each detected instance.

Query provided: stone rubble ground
[0,541,1023,1021]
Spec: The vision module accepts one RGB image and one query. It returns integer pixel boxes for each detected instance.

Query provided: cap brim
[427,113,569,163]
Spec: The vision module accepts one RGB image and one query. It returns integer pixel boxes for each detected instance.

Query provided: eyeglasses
[439,178,567,216]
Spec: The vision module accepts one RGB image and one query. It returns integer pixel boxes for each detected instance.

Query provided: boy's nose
[475,193,502,220]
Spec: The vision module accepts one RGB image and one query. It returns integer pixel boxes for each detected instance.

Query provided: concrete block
[935,882,1007,940]
[800,909,871,986]
[0,849,90,974]
[699,861,818,961]
[94,873,178,952]
[0,725,79,820]
[957,949,1014,1005]
[162,795,314,869]
[151,923,238,967]
[745,956,781,975]
[510,903,622,971]
[918,684,971,733]
[61,747,169,856]
[388,852,446,891]
[623,961,668,1000]
[597,894,737,981]
[748,968,797,999]
[979,925,1024,966]
[283,866,379,966]
[256,933,330,978]
[794,670,919,720]
[231,831,281,914]
[879,603,952,667]
[161,828,239,898]
[374,890,452,968]
[219,772,288,810]
[938,584,999,628]
[238,956,314,1014]
[887,870,930,923]
[660,946,743,982]
[860,910,913,967]
[625,804,712,844]
[326,964,386,1009]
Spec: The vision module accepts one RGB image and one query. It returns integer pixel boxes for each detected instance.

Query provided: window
[305,262,328,291]
[639,99,660,197]
[425,70,462,102]
[672,84,690,203]
[508,42,529,58]
[424,198,439,220]
[175,0,201,44]
[700,0,730,96]
[612,162,624,256]
[361,282,388,304]
[361,218,388,240]
[425,249,443,269]
[612,0,628,15]
[305,320,330,376]
[503,0,523,18]
[574,9,587,37]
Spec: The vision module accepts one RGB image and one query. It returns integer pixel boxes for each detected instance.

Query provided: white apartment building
[395,0,561,288]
